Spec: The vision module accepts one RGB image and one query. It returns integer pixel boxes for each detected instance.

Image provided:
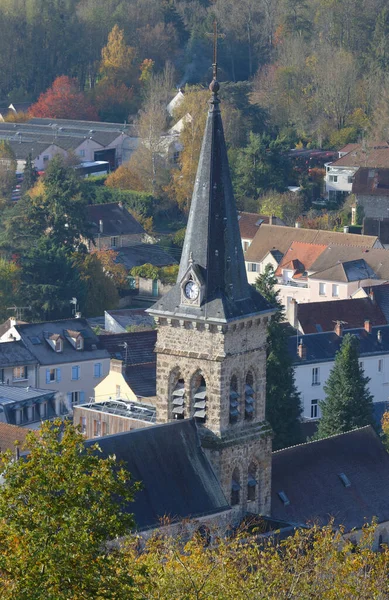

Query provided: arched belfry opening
[192,371,207,423]
[247,461,258,502]
[245,371,255,420]
[231,467,241,506]
[170,369,186,420]
[229,375,240,424]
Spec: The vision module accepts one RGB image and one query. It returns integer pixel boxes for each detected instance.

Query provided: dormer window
[46,333,63,352]
[76,336,83,350]
[55,339,63,352]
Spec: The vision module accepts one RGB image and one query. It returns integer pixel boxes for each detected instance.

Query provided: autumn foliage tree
[29,76,99,120]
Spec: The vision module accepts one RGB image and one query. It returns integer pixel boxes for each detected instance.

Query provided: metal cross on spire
[206,20,225,81]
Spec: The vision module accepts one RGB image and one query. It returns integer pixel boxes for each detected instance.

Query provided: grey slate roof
[0,341,37,368]
[85,419,230,530]
[271,426,389,530]
[125,362,156,398]
[149,84,272,323]
[104,308,154,332]
[98,331,157,366]
[289,324,389,365]
[0,385,54,403]
[86,203,145,237]
[15,319,109,365]
[308,245,389,281]
[116,244,177,270]
[363,218,389,245]
[309,258,378,282]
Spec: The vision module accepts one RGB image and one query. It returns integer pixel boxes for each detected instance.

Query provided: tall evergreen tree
[21,153,38,194]
[254,265,303,449]
[317,334,374,439]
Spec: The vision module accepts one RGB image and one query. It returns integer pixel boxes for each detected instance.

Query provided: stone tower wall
[153,314,272,515]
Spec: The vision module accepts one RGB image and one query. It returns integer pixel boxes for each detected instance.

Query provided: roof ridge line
[272,425,372,454]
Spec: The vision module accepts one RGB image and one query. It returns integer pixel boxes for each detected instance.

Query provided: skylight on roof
[29,336,41,345]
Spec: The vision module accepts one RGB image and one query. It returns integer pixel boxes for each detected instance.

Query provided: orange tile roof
[0,422,33,453]
[275,241,328,279]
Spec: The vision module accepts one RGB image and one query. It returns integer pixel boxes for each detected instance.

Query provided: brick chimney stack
[334,321,343,337]
[364,319,372,333]
[297,339,306,360]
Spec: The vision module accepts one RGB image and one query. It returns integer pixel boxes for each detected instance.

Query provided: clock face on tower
[184,280,199,300]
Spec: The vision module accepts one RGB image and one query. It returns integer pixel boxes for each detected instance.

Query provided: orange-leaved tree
[29,76,99,120]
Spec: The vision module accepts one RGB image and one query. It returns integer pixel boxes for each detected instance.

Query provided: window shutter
[46,369,50,384]
[80,391,85,404]
[66,393,72,410]
[25,366,28,378]
[56,368,61,382]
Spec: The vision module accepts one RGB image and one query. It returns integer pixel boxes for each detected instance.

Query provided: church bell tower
[147,66,274,516]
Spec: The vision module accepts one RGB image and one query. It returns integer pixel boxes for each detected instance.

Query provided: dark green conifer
[317,333,374,439]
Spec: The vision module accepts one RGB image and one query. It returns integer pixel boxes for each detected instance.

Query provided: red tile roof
[0,422,33,453]
[331,144,389,168]
[275,241,327,279]
[352,167,389,196]
[238,212,285,240]
[297,297,387,334]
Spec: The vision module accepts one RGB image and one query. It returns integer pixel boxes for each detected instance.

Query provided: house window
[110,236,119,248]
[76,336,83,350]
[311,399,319,419]
[102,421,109,436]
[43,155,49,162]
[329,175,338,182]
[93,419,101,437]
[332,284,339,297]
[173,151,180,164]
[312,367,320,386]
[13,366,27,381]
[69,391,85,405]
[94,363,102,378]
[46,368,61,384]
[243,241,250,252]
[347,176,353,184]
[71,365,80,380]
[55,339,62,352]
[249,263,258,272]
[319,283,326,296]
[80,416,86,434]
[379,359,383,373]
[40,402,48,419]
[79,149,85,157]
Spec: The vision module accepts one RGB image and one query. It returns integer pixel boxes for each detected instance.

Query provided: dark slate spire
[148,74,272,323]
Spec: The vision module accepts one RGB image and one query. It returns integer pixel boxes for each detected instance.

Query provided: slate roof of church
[271,426,389,530]
[149,80,272,323]
[86,419,230,530]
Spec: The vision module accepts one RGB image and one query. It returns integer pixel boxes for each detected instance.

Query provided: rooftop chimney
[287,298,298,329]
[334,321,343,337]
[99,219,103,233]
[111,358,125,375]
[364,319,372,333]
[297,339,306,360]
[269,214,276,225]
